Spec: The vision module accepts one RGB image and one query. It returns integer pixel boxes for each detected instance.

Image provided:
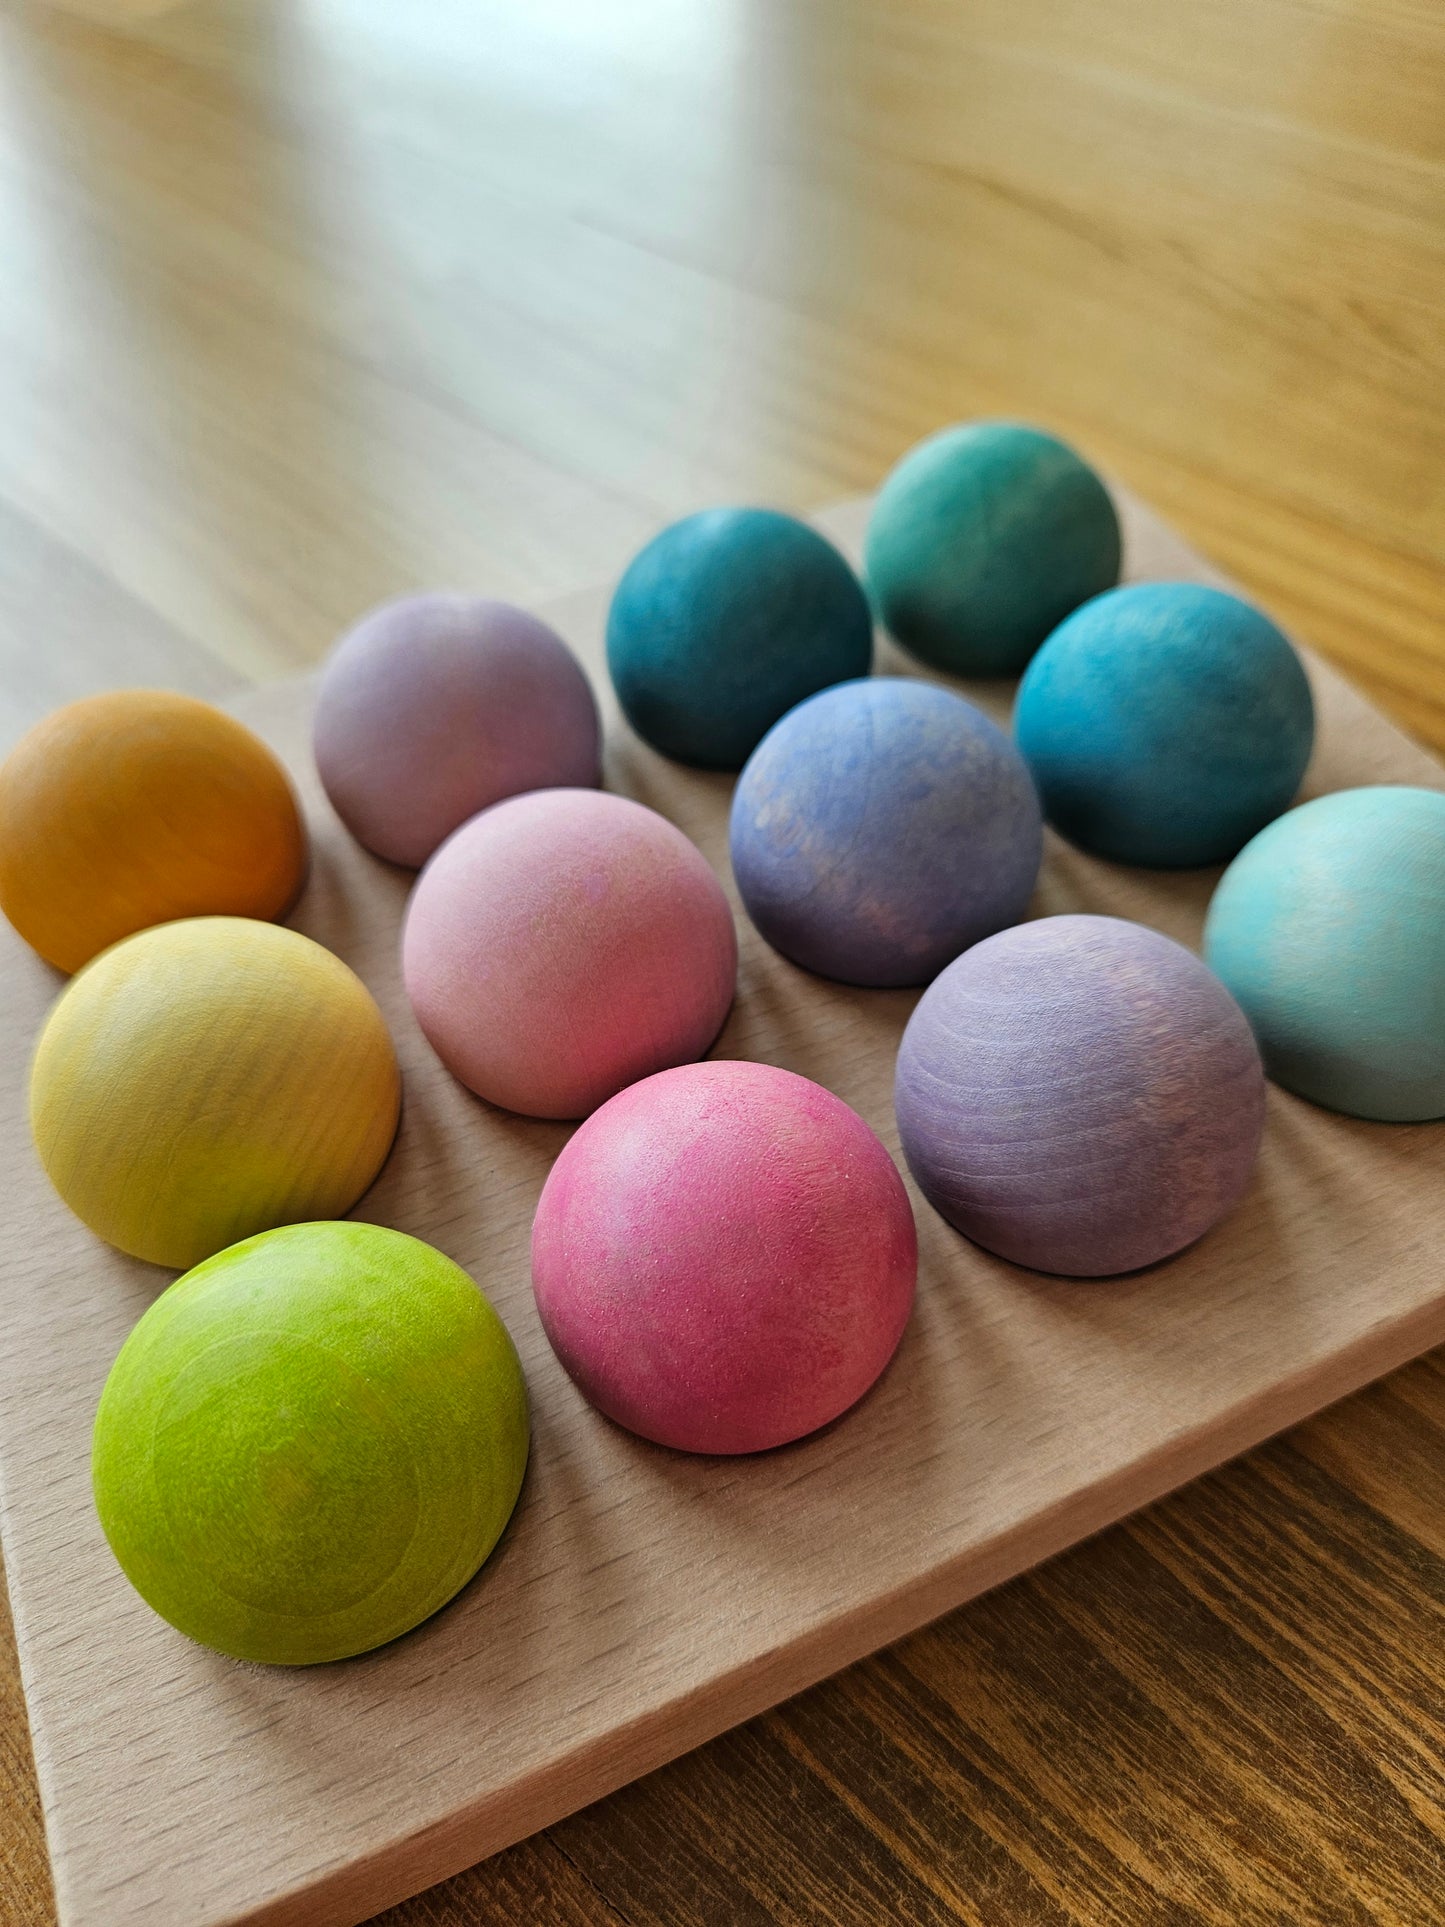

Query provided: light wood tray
[1,496,1442,1927]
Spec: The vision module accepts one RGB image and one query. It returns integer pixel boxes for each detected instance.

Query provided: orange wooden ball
[0,691,307,973]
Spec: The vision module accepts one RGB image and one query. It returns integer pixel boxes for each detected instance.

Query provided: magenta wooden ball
[402,789,737,1119]
[531,1061,918,1453]
[314,594,601,868]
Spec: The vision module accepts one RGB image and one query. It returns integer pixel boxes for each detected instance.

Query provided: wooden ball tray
[0,495,1441,1927]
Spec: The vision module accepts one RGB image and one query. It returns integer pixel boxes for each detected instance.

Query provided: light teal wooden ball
[1203,786,1445,1121]
[864,422,1121,676]
[92,1221,529,1664]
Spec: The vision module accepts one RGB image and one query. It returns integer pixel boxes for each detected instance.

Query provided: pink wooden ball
[531,1061,918,1453]
[402,790,737,1119]
[314,594,602,868]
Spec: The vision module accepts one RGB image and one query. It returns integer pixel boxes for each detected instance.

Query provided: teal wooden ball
[1015,582,1315,867]
[1203,786,1445,1122]
[605,508,873,769]
[92,1222,529,1665]
[864,422,1121,676]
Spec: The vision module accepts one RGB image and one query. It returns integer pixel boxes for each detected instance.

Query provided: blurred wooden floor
[0,0,1441,1922]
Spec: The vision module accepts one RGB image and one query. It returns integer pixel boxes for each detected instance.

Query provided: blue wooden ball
[864,422,1121,677]
[729,677,1043,987]
[1014,582,1315,867]
[606,508,873,769]
[1203,786,1445,1122]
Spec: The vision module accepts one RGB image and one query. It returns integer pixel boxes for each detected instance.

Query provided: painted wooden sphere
[31,917,400,1268]
[730,677,1042,987]
[402,789,737,1119]
[92,1221,528,1665]
[313,593,602,869]
[1204,786,1445,1121]
[532,1061,917,1453]
[0,690,307,973]
[605,508,873,769]
[864,422,1121,677]
[1014,582,1315,867]
[895,915,1266,1276]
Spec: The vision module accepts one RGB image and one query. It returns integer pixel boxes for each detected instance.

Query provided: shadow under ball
[313,593,601,870]
[402,788,737,1119]
[605,507,873,769]
[1014,581,1315,867]
[864,421,1121,678]
[92,1222,529,1665]
[730,678,1043,987]
[30,917,401,1269]
[0,689,307,974]
[1204,786,1445,1122]
[532,1061,917,1454]
[895,914,1266,1277]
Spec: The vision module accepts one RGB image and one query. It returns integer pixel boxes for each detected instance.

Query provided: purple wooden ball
[895,914,1265,1276]
[314,594,601,868]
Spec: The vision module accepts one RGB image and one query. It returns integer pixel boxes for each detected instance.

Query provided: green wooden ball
[865,421,1121,677]
[92,1221,529,1665]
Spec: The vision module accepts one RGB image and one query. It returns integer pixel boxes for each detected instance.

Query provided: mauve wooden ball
[0,690,306,973]
[314,594,602,868]
[401,789,737,1119]
[895,914,1266,1277]
[532,1061,917,1454]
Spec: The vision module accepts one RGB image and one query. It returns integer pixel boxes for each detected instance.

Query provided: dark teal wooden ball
[864,422,1121,677]
[605,508,873,769]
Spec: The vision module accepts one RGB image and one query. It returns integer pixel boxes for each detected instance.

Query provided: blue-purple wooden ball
[1014,582,1315,867]
[606,509,873,770]
[729,678,1043,988]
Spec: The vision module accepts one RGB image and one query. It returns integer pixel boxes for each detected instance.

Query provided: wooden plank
[0,492,1441,1927]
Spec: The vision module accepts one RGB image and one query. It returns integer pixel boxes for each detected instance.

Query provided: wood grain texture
[0,1,1441,1922]
[0,493,1442,1927]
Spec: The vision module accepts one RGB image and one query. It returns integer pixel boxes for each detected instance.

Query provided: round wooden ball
[1014,582,1315,867]
[402,789,737,1119]
[313,593,602,868]
[31,917,400,1268]
[532,1061,917,1453]
[92,1221,529,1665]
[730,678,1042,987]
[864,422,1121,677]
[605,508,873,769]
[895,915,1265,1276]
[1204,786,1445,1121]
[0,690,307,974]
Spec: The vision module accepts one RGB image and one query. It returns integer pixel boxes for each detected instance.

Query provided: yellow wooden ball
[31,917,401,1268]
[0,690,307,974]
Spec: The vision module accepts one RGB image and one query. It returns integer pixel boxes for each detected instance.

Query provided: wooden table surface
[0,1,1440,1921]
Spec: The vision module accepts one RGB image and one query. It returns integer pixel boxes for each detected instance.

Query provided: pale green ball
[92,1221,529,1665]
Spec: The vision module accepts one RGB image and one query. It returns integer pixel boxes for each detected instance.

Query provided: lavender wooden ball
[730,679,1043,987]
[895,915,1266,1276]
[314,594,601,868]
